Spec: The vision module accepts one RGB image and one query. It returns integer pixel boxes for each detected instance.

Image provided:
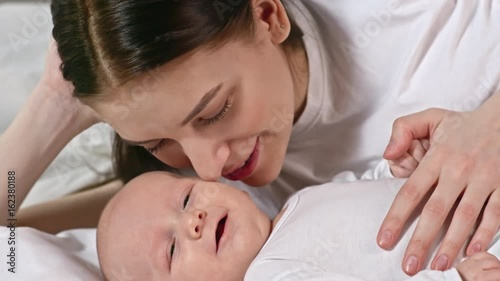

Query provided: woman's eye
[200,99,232,126]
[145,139,167,154]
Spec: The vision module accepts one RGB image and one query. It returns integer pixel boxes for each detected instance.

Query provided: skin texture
[97,172,271,281]
[90,0,309,187]
[456,252,500,281]
[380,106,500,275]
[388,139,430,178]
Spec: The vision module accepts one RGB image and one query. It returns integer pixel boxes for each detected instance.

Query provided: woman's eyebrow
[181,83,224,126]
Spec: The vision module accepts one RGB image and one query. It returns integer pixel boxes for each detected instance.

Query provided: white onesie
[244,178,500,281]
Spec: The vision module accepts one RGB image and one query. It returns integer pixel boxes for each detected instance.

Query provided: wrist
[31,82,97,134]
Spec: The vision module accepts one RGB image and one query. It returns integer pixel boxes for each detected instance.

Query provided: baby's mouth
[215,215,227,252]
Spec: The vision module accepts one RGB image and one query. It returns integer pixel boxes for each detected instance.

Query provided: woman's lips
[223,138,260,181]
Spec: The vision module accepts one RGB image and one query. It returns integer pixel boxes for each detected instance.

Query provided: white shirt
[245,178,500,281]
[228,0,500,217]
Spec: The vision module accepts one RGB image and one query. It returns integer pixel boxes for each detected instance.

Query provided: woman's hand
[377,104,500,276]
[456,252,500,281]
[35,37,99,130]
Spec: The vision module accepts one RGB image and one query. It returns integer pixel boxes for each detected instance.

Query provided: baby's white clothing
[245,178,500,281]
[222,0,500,217]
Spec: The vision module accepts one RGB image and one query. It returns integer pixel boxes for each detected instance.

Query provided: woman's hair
[51,0,304,183]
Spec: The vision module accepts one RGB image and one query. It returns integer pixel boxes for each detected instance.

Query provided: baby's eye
[170,239,176,260]
[183,192,191,209]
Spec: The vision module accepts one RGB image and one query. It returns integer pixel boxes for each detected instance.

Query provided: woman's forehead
[125,42,242,87]
[119,39,252,95]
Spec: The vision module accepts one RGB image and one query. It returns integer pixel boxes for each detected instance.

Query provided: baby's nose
[186,209,206,239]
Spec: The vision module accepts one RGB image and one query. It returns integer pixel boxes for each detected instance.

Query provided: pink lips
[223,138,260,181]
[215,215,227,252]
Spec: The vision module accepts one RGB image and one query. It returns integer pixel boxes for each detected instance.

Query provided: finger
[467,188,500,256]
[390,153,419,174]
[389,163,412,178]
[378,156,441,251]
[384,109,447,160]
[431,183,489,271]
[402,178,465,275]
[408,140,427,163]
[421,138,431,151]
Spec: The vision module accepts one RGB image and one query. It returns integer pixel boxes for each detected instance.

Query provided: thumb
[384,126,413,160]
[384,108,447,160]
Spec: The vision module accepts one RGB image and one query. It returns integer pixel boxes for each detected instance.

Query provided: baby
[97,171,500,281]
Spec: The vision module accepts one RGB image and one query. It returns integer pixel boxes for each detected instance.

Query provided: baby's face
[98,172,271,281]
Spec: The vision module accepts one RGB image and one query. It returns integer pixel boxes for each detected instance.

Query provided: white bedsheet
[0,227,102,280]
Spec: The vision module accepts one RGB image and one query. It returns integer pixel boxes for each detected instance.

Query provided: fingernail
[434,255,449,271]
[471,242,482,255]
[404,255,419,275]
[378,230,393,248]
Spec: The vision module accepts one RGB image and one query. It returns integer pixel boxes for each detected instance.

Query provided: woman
[1,0,499,276]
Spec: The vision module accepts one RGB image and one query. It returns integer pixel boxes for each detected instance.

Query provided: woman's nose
[185,209,207,239]
[183,140,230,181]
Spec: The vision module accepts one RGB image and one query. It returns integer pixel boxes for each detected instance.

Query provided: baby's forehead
[127,172,187,196]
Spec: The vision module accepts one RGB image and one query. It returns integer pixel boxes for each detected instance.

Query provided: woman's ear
[252,0,291,44]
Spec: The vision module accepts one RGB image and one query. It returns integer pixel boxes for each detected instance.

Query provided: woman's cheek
[157,144,192,169]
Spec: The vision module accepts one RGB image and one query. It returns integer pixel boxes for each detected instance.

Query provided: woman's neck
[284,41,309,124]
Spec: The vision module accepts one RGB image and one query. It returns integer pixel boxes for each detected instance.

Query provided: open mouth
[215,215,227,252]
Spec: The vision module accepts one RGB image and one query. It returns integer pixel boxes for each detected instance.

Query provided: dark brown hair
[51,0,304,183]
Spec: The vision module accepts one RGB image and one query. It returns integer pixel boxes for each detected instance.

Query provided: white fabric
[0,227,102,280]
[21,123,115,208]
[245,179,500,281]
[331,159,395,182]
[251,0,500,215]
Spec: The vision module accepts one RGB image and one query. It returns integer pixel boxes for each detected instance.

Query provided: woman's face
[93,14,306,186]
